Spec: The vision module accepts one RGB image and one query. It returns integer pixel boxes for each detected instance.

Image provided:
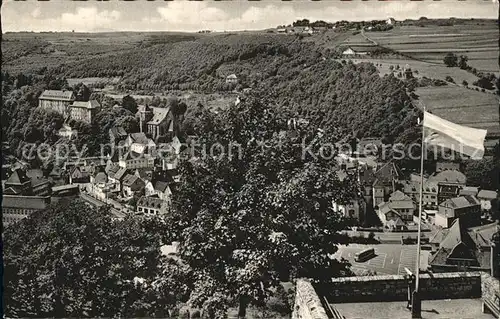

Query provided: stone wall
[292,279,329,319]
[481,273,500,308]
[314,272,482,303]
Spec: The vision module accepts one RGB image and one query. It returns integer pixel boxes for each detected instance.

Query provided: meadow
[366,22,498,74]
[415,86,499,136]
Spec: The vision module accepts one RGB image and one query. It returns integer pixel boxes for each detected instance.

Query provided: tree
[443,53,458,67]
[3,200,178,318]
[464,158,500,190]
[445,76,455,83]
[473,77,495,90]
[74,82,91,101]
[462,80,468,87]
[458,55,468,69]
[122,95,138,114]
[167,94,354,318]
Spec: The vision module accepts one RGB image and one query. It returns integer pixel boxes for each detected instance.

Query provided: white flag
[423,111,487,160]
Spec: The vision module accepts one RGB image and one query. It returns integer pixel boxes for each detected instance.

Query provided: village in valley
[2,2,500,319]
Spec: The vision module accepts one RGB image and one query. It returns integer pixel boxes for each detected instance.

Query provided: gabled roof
[5,169,30,186]
[39,90,75,101]
[373,162,401,187]
[467,222,499,248]
[459,186,479,197]
[71,100,100,109]
[94,172,108,184]
[477,190,497,200]
[113,167,128,181]
[429,170,466,184]
[123,174,144,187]
[109,126,127,138]
[147,107,171,125]
[135,168,153,180]
[137,196,165,209]
[226,74,237,79]
[442,196,480,210]
[429,228,450,244]
[128,132,150,145]
[154,180,170,193]
[389,190,411,202]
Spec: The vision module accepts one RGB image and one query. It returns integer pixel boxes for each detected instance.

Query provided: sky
[2,0,498,33]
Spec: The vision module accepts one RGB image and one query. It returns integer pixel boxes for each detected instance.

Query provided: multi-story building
[137,196,169,216]
[119,151,155,170]
[435,195,481,228]
[428,170,467,204]
[2,195,51,227]
[377,190,415,229]
[68,100,100,123]
[38,90,75,115]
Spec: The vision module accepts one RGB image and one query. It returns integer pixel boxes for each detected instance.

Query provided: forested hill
[3,31,418,143]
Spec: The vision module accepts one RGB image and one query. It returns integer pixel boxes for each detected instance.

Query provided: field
[350,57,489,90]
[366,21,499,74]
[415,86,500,136]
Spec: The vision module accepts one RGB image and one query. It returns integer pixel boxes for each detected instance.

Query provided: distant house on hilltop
[342,46,373,56]
[386,18,396,25]
[226,74,238,84]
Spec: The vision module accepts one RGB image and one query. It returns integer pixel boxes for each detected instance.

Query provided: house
[69,166,91,184]
[226,74,238,84]
[119,151,155,170]
[154,179,174,204]
[38,90,75,115]
[2,195,51,227]
[477,190,498,212]
[68,100,100,123]
[430,218,500,273]
[403,179,439,209]
[372,162,401,207]
[58,124,78,139]
[145,107,174,141]
[435,161,461,173]
[332,197,367,223]
[435,196,481,228]
[134,168,153,181]
[123,132,156,154]
[377,190,415,228]
[3,168,32,195]
[122,174,145,198]
[136,196,169,216]
[386,18,396,25]
[428,170,467,204]
[29,175,51,196]
[107,166,126,193]
[460,186,479,197]
[109,126,128,145]
[342,47,356,55]
[377,203,406,231]
[277,28,287,34]
[144,180,157,197]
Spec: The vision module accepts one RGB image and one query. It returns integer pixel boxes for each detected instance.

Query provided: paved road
[79,193,127,219]
[343,230,430,243]
[333,244,430,275]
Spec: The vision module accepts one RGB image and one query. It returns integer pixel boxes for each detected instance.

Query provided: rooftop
[70,100,100,109]
[441,195,480,210]
[39,90,75,101]
[428,169,466,184]
[478,190,497,200]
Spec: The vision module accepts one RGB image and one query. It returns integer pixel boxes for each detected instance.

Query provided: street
[333,244,431,275]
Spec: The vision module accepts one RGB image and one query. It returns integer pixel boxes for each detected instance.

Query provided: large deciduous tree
[3,200,187,318]
[168,94,354,318]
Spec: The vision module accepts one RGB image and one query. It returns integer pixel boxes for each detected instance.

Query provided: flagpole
[412,105,425,318]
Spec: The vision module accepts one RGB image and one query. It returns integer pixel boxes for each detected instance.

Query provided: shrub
[462,80,468,87]
[445,76,455,83]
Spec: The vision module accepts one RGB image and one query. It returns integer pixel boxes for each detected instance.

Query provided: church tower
[139,104,153,133]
